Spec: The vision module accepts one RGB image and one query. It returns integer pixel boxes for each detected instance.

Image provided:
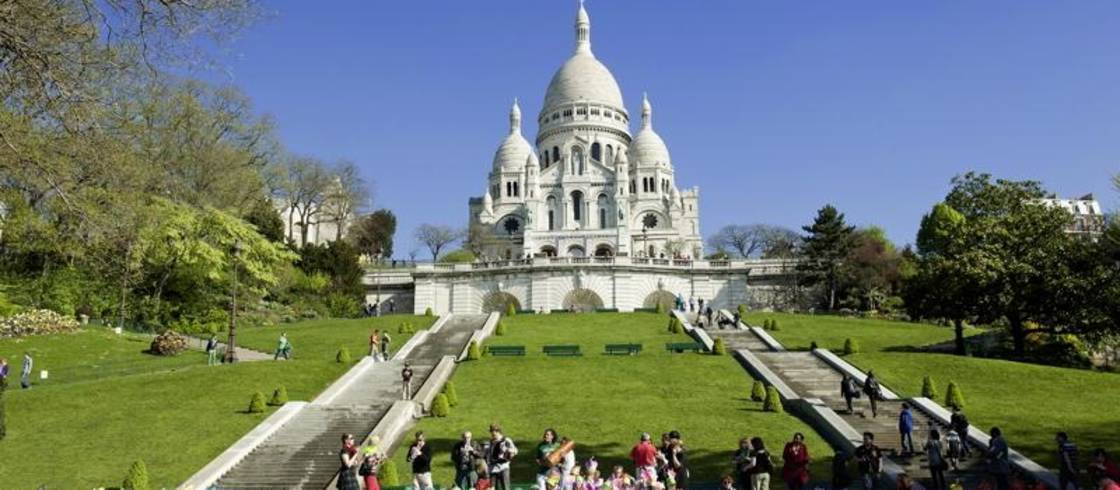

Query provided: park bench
[542,344,582,357]
[604,343,642,355]
[665,342,703,353]
[486,345,526,356]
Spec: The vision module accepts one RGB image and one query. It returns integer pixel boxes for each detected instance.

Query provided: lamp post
[374,249,382,317]
[223,240,243,364]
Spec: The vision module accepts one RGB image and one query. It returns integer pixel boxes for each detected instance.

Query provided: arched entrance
[562,288,604,313]
[567,245,586,258]
[539,245,557,257]
[594,244,614,257]
[643,290,676,311]
[482,291,521,314]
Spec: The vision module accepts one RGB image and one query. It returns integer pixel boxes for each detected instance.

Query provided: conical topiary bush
[379,459,400,486]
[122,459,150,490]
[750,380,766,401]
[945,381,966,410]
[268,386,289,406]
[843,338,859,355]
[921,376,939,399]
[424,307,434,317]
[737,304,748,318]
[248,391,267,413]
[443,381,459,407]
[495,320,507,336]
[505,303,517,317]
[336,347,351,363]
[467,341,482,360]
[770,319,780,331]
[712,338,726,355]
[763,386,784,413]
[431,393,451,417]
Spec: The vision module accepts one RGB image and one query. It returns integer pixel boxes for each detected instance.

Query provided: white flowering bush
[0,309,80,338]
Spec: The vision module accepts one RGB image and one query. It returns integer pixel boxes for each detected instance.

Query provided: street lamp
[223,240,244,363]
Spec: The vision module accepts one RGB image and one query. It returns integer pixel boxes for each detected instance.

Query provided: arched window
[571,190,584,223]
[597,194,609,229]
[506,182,512,197]
[591,142,601,162]
[630,180,636,194]
[605,145,613,165]
[543,152,549,166]
[513,182,519,197]
[552,146,560,163]
[547,195,557,231]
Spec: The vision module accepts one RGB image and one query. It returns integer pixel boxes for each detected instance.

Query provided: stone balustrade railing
[412,257,797,275]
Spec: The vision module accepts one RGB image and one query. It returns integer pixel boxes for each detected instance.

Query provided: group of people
[368,329,394,361]
[729,432,812,490]
[364,298,397,317]
[673,295,717,327]
[0,353,34,389]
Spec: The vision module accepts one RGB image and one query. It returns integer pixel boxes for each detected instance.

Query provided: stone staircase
[214,315,486,489]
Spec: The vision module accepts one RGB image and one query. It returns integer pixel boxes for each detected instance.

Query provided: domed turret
[539,1,626,125]
[630,93,671,167]
[493,99,533,171]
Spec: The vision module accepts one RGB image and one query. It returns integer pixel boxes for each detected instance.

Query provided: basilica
[469,1,702,261]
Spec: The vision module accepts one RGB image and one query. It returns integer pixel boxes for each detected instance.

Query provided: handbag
[358,460,372,477]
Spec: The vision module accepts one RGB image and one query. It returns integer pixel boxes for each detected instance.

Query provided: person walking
[407,431,434,490]
[899,403,916,456]
[274,333,291,360]
[380,330,393,360]
[452,431,481,490]
[369,329,381,360]
[401,361,414,400]
[1056,432,1080,490]
[536,428,561,490]
[986,427,1011,490]
[781,433,811,490]
[841,374,860,414]
[855,432,882,490]
[389,298,396,313]
[945,429,963,470]
[863,371,882,418]
[487,424,518,490]
[949,407,971,457]
[747,437,774,490]
[698,298,705,312]
[336,433,361,490]
[631,432,659,483]
[21,352,33,389]
[205,335,219,366]
[924,429,948,490]
[688,296,696,313]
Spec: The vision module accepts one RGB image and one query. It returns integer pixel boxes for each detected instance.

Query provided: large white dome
[542,52,625,112]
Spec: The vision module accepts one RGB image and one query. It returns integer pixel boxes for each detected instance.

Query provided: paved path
[215,315,485,489]
[183,335,273,362]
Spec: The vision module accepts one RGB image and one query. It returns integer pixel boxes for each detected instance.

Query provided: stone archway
[643,290,676,311]
[482,291,521,314]
[561,288,604,313]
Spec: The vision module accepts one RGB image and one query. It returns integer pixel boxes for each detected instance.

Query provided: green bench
[487,345,526,356]
[665,342,703,353]
[604,343,642,355]
[543,344,582,357]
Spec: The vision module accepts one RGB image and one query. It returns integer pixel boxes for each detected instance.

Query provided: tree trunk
[953,318,966,355]
[1009,314,1026,356]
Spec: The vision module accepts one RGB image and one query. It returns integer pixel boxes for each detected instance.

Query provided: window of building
[513,182,519,197]
[590,109,600,116]
[605,145,613,165]
[576,107,587,116]
[591,142,601,162]
[571,190,584,222]
[552,146,560,163]
[563,109,572,117]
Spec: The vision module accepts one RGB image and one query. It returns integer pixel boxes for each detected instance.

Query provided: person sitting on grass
[609,465,635,490]
[718,474,735,490]
[585,460,604,490]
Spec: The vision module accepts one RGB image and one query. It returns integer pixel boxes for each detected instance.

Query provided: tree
[761,227,801,259]
[323,161,371,242]
[709,224,767,258]
[350,209,397,260]
[271,156,332,247]
[245,197,286,243]
[122,459,151,490]
[798,205,855,310]
[844,226,902,311]
[907,202,978,355]
[415,224,462,261]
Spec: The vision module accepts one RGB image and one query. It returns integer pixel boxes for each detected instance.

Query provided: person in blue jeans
[898,402,915,456]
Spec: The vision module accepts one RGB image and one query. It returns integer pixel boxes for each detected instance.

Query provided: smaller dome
[630,94,670,167]
[493,100,533,171]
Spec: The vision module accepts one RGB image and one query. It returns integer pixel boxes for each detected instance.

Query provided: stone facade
[469,2,701,262]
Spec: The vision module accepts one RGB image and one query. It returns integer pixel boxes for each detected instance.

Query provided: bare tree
[761,226,801,259]
[708,224,768,258]
[324,160,371,241]
[272,156,331,247]
[414,224,462,261]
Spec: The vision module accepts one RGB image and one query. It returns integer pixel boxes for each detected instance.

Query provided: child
[475,461,493,490]
[945,429,963,470]
[562,465,585,490]
[718,474,735,490]
[585,469,604,490]
[609,465,634,490]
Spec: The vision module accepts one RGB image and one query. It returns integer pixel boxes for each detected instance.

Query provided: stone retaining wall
[748,327,785,351]
[812,348,900,400]
[413,355,457,414]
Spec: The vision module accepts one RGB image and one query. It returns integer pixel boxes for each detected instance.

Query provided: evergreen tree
[798,205,855,310]
[763,386,784,413]
[921,376,939,399]
[248,392,266,413]
[466,341,482,360]
[431,393,451,417]
[443,381,459,407]
[750,380,766,401]
[122,460,151,490]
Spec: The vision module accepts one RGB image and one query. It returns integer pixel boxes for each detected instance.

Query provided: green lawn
[0,315,432,488]
[237,315,434,361]
[744,312,977,352]
[387,313,833,486]
[743,312,1120,471]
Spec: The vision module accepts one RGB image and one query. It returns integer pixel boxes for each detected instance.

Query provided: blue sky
[210,1,1120,257]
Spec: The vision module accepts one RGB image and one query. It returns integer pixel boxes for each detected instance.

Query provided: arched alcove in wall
[561,288,604,312]
[643,290,676,311]
[482,291,522,314]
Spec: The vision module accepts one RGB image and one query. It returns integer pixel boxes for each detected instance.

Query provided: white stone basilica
[469,1,702,261]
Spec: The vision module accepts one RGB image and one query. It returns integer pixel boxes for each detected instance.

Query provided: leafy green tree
[798,205,855,310]
[246,197,286,243]
[297,240,364,299]
[907,202,978,355]
[350,209,397,260]
[844,227,902,311]
[437,248,475,264]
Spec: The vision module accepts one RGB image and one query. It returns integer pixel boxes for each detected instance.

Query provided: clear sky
[210,0,1120,257]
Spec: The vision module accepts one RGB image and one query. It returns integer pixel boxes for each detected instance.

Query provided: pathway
[214,314,485,489]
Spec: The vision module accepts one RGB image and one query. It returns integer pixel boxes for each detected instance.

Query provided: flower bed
[0,309,80,338]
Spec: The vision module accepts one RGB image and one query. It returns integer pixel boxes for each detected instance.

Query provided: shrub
[443,381,459,407]
[0,309,80,339]
[750,380,766,401]
[770,319,780,331]
[668,317,682,334]
[466,341,481,360]
[810,341,819,350]
[269,386,289,406]
[148,330,189,356]
[921,376,939,399]
[656,301,666,314]
[336,347,351,364]
[495,321,507,336]
[379,459,400,486]
[763,386,784,413]
[505,303,517,317]
[122,459,150,490]
[843,338,859,355]
[424,307,433,317]
[431,393,451,417]
[248,392,267,413]
[945,381,966,410]
[712,338,726,355]
[737,304,748,318]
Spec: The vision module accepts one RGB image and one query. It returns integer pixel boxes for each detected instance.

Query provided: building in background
[1039,193,1106,240]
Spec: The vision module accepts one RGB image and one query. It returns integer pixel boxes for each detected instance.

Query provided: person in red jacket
[630,432,659,482]
[781,432,811,490]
